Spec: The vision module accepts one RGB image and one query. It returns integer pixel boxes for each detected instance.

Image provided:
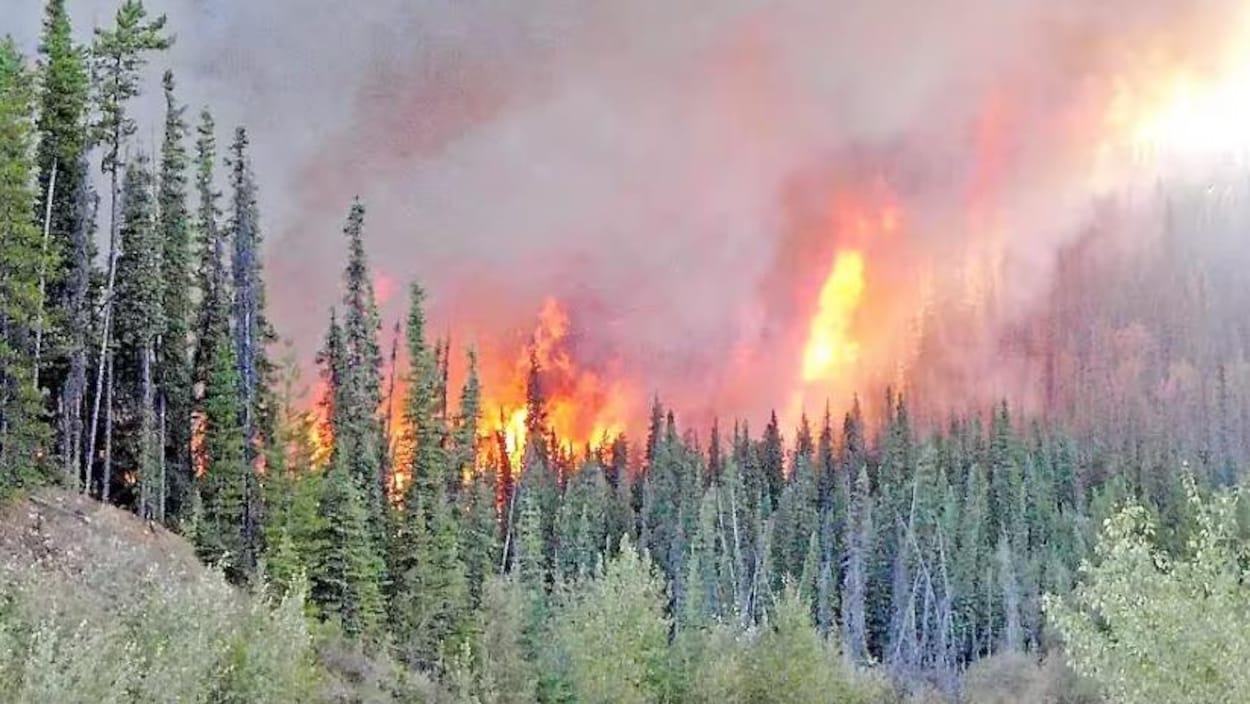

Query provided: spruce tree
[228,126,275,473]
[32,0,91,486]
[391,282,467,669]
[85,0,171,499]
[113,154,163,518]
[310,463,385,641]
[194,328,258,582]
[156,71,192,522]
[191,109,227,399]
[0,40,49,492]
[335,200,387,540]
[461,463,500,609]
[451,347,481,489]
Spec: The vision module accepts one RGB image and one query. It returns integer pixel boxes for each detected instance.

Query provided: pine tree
[194,328,258,582]
[156,71,192,522]
[309,463,385,641]
[228,126,274,475]
[0,40,49,492]
[390,281,467,669]
[32,0,91,487]
[113,154,163,518]
[85,0,172,500]
[336,200,386,539]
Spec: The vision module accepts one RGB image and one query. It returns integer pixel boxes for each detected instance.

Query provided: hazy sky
[7,0,1243,425]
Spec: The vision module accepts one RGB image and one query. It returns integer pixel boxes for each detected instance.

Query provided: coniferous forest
[3,2,1250,703]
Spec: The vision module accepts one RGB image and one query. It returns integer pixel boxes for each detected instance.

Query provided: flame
[479,298,629,471]
[801,250,866,383]
[305,379,335,470]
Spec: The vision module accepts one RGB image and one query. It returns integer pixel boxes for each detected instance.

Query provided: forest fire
[477,298,630,470]
[275,0,1250,479]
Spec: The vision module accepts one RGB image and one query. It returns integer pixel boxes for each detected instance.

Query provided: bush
[550,537,673,704]
[960,652,1101,704]
[1046,478,1250,703]
[0,543,319,702]
[691,586,890,704]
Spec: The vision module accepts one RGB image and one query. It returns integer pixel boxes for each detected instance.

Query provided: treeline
[1,2,1246,703]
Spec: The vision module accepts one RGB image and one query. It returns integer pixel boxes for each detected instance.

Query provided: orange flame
[801,250,865,384]
[480,298,629,470]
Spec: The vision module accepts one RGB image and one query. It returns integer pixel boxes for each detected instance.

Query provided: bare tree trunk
[499,470,519,574]
[33,159,57,390]
[86,163,122,498]
[67,166,93,493]
[102,355,114,504]
[140,344,155,519]
[158,385,167,524]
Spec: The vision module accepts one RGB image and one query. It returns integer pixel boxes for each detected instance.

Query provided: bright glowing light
[801,250,866,383]
[1108,15,1250,160]
[479,298,630,473]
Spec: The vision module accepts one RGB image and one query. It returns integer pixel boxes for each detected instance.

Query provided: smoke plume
[10,0,1249,436]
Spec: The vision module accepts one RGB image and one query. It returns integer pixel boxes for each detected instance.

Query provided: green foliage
[195,327,257,582]
[336,200,386,533]
[551,537,673,704]
[691,586,888,704]
[91,0,172,175]
[460,576,538,704]
[309,465,386,642]
[1047,476,1250,703]
[156,70,194,522]
[0,527,317,703]
[0,38,49,493]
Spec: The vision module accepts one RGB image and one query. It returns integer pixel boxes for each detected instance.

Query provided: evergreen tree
[556,459,610,580]
[228,126,274,473]
[113,154,163,518]
[84,0,172,499]
[156,70,193,522]
[461,464,500,609]
[760,411,785,505]
[842,466,873,664]
[32,0,91,487]
[194,328,258,582]
[335,200,386,538]
[0,40,49,492]
[390,281,467,669]
[450,347,481,490]
[309,464,385,641]
[191,109,227,399]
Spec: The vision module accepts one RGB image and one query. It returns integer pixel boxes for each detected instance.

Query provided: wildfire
[1100,10,1250,163]
[797,185,902,389]
[480,298,629,470]
[801,250,865,383]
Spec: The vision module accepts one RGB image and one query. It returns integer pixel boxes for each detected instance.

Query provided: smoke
[10,0,1248,432]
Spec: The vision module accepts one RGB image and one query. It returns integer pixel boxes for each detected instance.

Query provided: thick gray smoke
[7,0,1246,429]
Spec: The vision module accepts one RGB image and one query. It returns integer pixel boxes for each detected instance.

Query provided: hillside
[0,489,320,703]
[0,489,203,595]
